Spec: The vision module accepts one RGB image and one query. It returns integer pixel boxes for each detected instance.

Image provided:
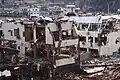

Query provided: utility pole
[47,27,56,80]
[32,22,37,58]
[33,23,37,43]
[77,35,81,68]
[107,3,110,15]
[56,21,62,55]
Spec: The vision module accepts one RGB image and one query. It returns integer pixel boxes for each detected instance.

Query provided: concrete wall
[55,39,78,47]
[100,31,120,55]
[46,21,120,56]
[46,22,100,49]
[46,22,73,45]
[47,22,73,32]
[56,57,75,67]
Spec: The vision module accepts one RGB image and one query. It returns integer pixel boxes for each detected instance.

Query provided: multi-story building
[1,21,26,56]
[27,7,40,18]
[46,15,120,56]
[1,19,46,57]
[71,16,102,55]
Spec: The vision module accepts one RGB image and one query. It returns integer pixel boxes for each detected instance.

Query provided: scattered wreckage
[0,15,120,80]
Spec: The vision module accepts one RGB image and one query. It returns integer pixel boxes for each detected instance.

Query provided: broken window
[8,30,13,36]
[82,24,88,30]
[0,30,3,37]
[95,37,98,43]
[18,46,20,50]
[52,31,59,41]
[62,30,68,40]
[23,31,25,37]
[79,36,86,45]
[62,30,75,40]
[80,48,87,52]
[101,36,107,46]
[77,23,81,30]
[68,30,71,35]
[36,27,45,41]
[0,23,2,28]
[116,37,120,44]
[25,27,33,41]
[89,37,93,47]
[35,9,38,11]
[88,37,93,42]
[89,49,99,57]
[79,36,86,41]
[88,24,98,31]
[14,28,20,39]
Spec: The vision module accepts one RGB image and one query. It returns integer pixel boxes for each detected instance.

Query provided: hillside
[50,0,120,13]
[80,0,120,12]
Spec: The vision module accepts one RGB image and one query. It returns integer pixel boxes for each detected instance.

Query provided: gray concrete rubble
[0,14,120,80]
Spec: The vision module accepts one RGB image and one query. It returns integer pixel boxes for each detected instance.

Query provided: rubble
[0,14,120,80]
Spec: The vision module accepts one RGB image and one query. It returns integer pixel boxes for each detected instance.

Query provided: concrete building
[46,21,78,67]
[46,21,78,47]
[46,15,120,56]
[1,21,37,56]
[24,0,38,4]
[73,16,120,56]
[2,22,25,56]
[72,16,102,55]
[27,7,40,18]
[57,16,102,55]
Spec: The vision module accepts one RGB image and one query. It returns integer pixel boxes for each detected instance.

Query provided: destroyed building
[0,14,120,80]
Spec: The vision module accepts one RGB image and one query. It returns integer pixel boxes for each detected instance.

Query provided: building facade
[27,7,40,18]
